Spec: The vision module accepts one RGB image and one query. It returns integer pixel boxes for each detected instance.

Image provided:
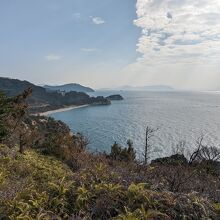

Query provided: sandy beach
[38,104,89,116]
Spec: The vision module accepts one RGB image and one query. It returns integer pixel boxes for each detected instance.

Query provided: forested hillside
[0,77,110,113]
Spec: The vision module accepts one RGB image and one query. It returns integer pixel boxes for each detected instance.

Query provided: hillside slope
[44,83,95,93]
[0,144,218,219]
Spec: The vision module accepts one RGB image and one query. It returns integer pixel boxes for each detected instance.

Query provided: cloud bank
[135,0,220,63]
[127,0,220,90]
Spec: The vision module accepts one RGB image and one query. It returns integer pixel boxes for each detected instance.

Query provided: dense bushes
[0,92,10,140]
[0,145,73,219]
[0,138,219,219]
[108,140,136,162]
[0,145,218,219]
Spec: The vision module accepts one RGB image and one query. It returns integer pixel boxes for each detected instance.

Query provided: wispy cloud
[45,54,61,61]
[91,16,105,25]
[81,48,99,52]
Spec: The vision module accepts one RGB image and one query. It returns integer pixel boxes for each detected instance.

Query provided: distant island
[0,77,109,114]
[106,94,124,100]
[103,85,174,91]
[43,83,95,93]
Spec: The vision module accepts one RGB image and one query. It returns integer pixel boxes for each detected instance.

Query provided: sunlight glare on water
[50,91,220,159]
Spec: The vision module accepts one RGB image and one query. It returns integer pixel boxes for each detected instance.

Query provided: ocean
[49,91,220,159]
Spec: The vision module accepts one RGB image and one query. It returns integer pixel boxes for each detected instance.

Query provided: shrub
[108,140,136,162]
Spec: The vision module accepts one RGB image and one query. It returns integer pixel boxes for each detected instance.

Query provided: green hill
[0,77,109,113]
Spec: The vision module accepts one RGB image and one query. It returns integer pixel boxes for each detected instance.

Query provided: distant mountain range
[102,85,174,91]
[0,77,109,113]
[43,83,95,93]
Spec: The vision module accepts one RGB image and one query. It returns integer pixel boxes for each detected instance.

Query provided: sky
[0,0,220,90]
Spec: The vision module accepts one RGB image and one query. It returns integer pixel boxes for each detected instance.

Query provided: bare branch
[143,126,158,165]
[188,135,204,165]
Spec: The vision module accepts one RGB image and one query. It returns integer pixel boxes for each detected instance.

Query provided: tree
[17,121,34,154]
[74,132,89,151]
[188,135,204,165]
[0,88,32,153]
[0,91,12,141]
[126,139,136,161]
[198,146,220,162]
[108,140,136,162]
[143,126,158,165]
[109,142,123,161]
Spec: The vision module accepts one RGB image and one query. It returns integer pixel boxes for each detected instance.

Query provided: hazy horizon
[1,0,220,90]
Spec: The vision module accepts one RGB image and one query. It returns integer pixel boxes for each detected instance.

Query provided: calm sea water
[49,91,220,159]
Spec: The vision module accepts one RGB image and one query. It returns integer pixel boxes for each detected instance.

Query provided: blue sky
[0,0,139,87]
[1,0,220,90]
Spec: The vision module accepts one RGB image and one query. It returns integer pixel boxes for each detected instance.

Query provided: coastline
[37,104,89,116]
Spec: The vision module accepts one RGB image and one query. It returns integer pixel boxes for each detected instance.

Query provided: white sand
[38,104,89,116]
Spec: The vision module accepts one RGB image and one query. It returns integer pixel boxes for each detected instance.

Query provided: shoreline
[37,104,89,116]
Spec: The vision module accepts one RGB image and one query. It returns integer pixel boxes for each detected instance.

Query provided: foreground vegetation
[1,145,219,219]
[0,89,220,219]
